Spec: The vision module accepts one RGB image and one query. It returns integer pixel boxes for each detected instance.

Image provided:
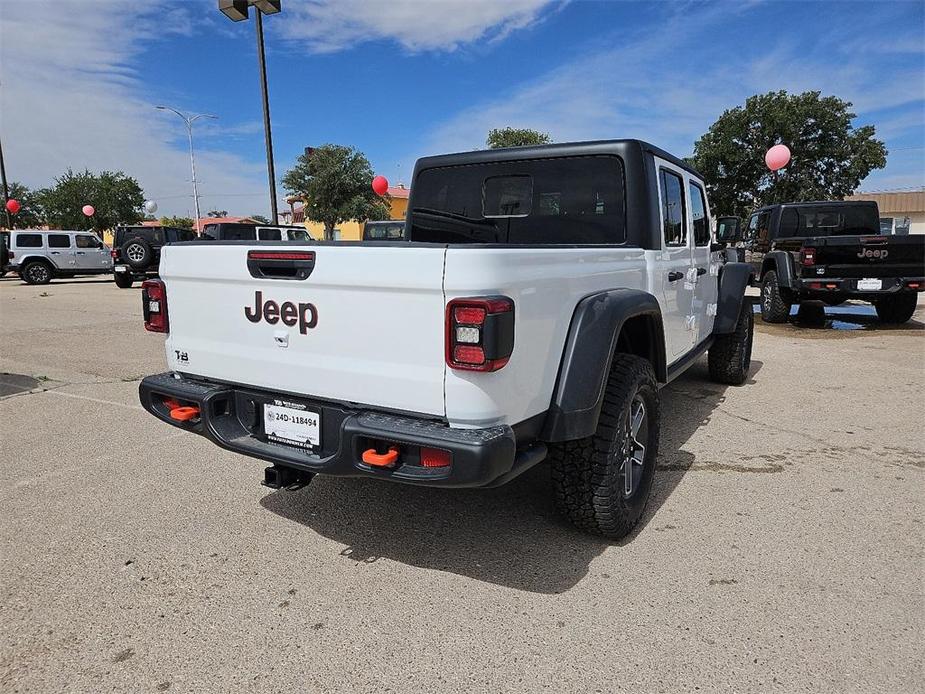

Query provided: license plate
[114,265,127,273]
[857,278,882,291]
[264,402,320,448]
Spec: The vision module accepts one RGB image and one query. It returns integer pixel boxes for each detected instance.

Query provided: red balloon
[372,175,389,196]
[5,199,21,214]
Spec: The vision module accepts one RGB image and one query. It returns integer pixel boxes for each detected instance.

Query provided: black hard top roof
[753,200,878,213]
[414,139,702,179]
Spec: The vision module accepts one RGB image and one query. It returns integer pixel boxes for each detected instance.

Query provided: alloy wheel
[620,396,648,497]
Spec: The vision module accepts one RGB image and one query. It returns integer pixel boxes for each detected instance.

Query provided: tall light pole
[219,0,281,224]
[156,106,216,234]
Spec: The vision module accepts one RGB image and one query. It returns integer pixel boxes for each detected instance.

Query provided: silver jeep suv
[8,230,112,285]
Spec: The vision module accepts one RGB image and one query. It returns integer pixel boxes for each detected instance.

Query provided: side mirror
[716,216,741,244]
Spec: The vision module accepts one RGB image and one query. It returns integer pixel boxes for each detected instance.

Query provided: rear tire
[113,273,134,289]
[760,270,791,323]
[709,300,754,385]
[21,260,53,285]
[874,294,918,324]
[549,354,660,539]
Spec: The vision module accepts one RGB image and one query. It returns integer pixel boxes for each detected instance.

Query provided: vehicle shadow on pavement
[756,300,925,333]
[261,360,759,594]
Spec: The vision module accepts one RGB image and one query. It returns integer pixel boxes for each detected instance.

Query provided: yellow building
[289,185,409,241]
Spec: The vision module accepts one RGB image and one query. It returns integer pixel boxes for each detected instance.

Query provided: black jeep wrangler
[112,225,197,288]
[738,201,924,324]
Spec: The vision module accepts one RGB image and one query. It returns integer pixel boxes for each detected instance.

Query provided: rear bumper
[796,276,924,297]
[139,372,545,488]
[114,264,158,277]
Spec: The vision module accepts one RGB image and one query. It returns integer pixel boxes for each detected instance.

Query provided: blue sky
[1,0,923,218]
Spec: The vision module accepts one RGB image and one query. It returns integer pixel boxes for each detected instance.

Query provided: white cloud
[0,1,270,218]
[279,0,560,53]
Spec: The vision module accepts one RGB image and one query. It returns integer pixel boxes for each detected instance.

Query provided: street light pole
[156,106,217,234]
[0,134,10,229]
[218,0,282,224]
[254,9,278,224]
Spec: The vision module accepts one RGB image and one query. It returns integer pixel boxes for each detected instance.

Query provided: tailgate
[812,235,925,278]
[159,243,448,417]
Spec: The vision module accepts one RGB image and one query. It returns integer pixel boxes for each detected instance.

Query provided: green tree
[486,127,552,149]
[690,91,887,218]
[282,144,389,240]
[3,182,45,229]
[38,169,144,232]
[159,216,195,230]
[207,209,228,217]
[250,214,271,224]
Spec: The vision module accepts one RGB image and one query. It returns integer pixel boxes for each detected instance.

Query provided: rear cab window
[408,155,626,245]
[779,205,880,237]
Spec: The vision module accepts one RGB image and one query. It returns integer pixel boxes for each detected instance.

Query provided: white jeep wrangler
[139,140,754,538]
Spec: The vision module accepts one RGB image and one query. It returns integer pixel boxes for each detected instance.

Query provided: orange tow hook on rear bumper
[169,405,200,422]
[362,447,399,467]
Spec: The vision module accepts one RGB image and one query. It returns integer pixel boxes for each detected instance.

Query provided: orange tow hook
[169,405,200,422]
[362,447,399,467]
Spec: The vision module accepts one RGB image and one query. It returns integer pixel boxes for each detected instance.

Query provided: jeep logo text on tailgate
[245,291,318,334]
[857,248,888,260]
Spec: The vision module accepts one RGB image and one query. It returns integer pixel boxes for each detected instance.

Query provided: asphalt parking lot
[1,276,923,693]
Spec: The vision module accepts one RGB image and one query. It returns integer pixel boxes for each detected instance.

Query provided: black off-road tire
[760,270,791,323]
[708,300,754,385]
[21,260,53,285]
[549,354,660,539]
[113,272,134,289]
[122,238,153,270]
[874,293,918,324]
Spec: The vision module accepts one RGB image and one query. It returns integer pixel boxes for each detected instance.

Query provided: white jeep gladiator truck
[139,140,754,538]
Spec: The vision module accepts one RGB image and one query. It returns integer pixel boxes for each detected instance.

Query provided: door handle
[668,271,684,282]
[76,252,85,255]
[696,267,707,276]
[50,251,60,255]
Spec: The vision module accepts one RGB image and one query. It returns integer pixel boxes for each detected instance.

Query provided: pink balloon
[765,144,791,172]
[372,175,389,196]
[82,204,95,216]
[5,199,21,214]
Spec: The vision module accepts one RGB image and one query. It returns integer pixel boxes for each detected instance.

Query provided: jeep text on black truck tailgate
[138,139,755,539]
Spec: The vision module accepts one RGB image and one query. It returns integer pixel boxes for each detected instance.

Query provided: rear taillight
[445,296,514,372]
[142,279,169,333]
[7,251,13,259]
[110,249,118,259]
[800,247,816,266]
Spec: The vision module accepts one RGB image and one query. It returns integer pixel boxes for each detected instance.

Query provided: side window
[660,169,686,246]
[746,214,759,241]
[75,235,99,248]
[756,211,771,241]
[689,183,709,246]
[15,234,43,248]
[48,234,71,248]
[258,228,282,241]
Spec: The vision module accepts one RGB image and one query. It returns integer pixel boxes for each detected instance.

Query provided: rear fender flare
[762,251,795,289]
[541,289,666,443]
